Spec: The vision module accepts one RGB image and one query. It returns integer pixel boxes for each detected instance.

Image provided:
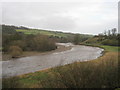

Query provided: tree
[108,30,111,36]
[2,25,17,34]
[104,30,107,36]
[98,33,104,37]
[111,28,117,36]
[26,35,56,51]
[11,40,26,50]
[73,34,80,45]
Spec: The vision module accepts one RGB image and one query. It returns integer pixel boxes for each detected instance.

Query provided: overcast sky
[1,0,119,35]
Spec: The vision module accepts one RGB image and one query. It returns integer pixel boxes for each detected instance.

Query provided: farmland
[16,29,71,37]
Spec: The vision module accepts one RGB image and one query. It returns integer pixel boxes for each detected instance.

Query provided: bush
[9,46,23,58]
[11,40,26,51]
[2,77,20,88]
[27,35,57,51]
[101,39,119,46]
[73,34,80,45]
[3,34,57,53]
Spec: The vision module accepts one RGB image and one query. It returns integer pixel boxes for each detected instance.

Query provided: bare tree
[111,28,117,36]
[108,30,111,36]
[104,30,107,36]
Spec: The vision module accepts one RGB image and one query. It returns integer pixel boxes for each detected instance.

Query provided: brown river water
[1,43,104,78]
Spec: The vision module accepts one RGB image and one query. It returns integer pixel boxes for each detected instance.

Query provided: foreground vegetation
[2,45,119,88]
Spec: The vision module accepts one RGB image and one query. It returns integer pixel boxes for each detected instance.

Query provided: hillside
[2,24,93,43]
[16,29,70,38]
[2,24,93,59]
[81,35,120,46]
[2,24,92,38]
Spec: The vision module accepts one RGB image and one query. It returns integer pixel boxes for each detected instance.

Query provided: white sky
[1,0,119,35]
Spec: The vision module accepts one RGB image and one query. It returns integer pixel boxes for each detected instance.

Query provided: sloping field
[16,29,70,37]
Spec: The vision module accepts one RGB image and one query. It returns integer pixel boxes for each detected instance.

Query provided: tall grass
[40,52,119,88]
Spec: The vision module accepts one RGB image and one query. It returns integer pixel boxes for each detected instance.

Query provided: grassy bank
[80,43,120,52]
[2,45,119,88]
[100,45,120,52]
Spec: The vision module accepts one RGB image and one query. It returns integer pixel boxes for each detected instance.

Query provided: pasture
[16,29,69,37]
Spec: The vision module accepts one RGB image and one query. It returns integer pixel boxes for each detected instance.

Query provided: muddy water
[2,43,104,78]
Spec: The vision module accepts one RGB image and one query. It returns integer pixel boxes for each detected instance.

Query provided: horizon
[2,24,119,35]
[1,24,98,35]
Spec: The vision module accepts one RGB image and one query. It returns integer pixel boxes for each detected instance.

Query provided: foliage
[2,77,21,88]
[2,25,17,34]
[2,24,92,54]
[83,28,120,46]
[101,39,119,46]
[11,40,26,50]
[73,34,80,45]
[99,28,117,36]
[83,35,120,46]
[9,46,23,58]
[73,34,90,45]
[2,33,24,52]
[27,35,57,51]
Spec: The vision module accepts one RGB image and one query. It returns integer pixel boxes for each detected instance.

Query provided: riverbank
[2,44,72,61]
[3,45,119,88]
[2,45,102,78]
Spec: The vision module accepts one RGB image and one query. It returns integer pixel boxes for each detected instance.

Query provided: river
[2,43,104,78]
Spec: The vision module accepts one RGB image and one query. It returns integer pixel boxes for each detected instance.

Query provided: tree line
[2,24,57,58]
[98,28,118,37]
[97,28,120,46]
[2,24,94,58]
[3,33,57,58]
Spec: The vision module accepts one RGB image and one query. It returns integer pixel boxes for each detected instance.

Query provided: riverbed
[2,43,104,78]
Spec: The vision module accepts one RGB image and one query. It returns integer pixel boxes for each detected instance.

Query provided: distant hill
[16,29,72,38]
[2,24,93,41]
[2,25,17,34]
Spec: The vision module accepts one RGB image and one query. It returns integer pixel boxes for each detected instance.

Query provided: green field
[80,43,120,52]
[16,29,69,37]
[100,45,120,52]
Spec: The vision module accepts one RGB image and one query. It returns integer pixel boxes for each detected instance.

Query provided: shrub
[9,46,23,58]
[2,77,20,88]
[27,35,57,51]
[11,40,26,50]
[101,39,119,46]
[73,34,80,45]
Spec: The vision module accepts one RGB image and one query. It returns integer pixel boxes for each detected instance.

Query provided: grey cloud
[38,16,77,31]
[2,2,118,34]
